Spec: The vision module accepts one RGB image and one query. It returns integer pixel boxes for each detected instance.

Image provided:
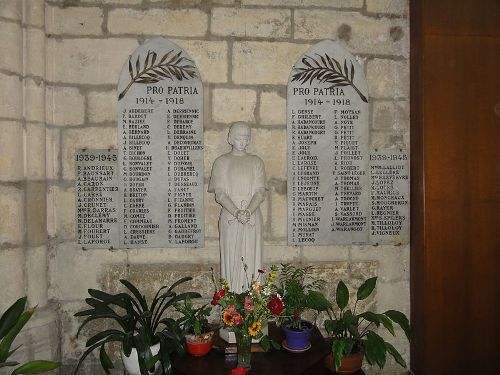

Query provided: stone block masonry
[0,1,410,374]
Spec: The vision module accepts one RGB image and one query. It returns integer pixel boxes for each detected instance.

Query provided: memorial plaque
[117,37,204,248]
[369,150,409,245]
[287,40,370,245]
[75,149,119,249]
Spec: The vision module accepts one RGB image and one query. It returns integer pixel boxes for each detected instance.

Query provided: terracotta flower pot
[325,350,364,374]
[185,331,214,357]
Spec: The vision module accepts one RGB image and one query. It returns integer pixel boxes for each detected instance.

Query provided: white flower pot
[121,343,161,375]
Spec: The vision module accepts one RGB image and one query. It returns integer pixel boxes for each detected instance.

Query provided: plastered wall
[0,1,410,374]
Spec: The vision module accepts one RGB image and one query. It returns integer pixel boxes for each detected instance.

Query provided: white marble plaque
[287,40,370,245]
[369,150,409,245]
[75,149,119,249]
[117,37,204,248]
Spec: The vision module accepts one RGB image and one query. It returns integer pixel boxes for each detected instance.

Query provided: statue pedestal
[219,322,269,344]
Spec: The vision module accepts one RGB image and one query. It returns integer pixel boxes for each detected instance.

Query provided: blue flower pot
[282,320,314,351]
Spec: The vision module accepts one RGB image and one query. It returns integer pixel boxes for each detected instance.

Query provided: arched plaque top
[117,37,201,101]
[288,40,368,103]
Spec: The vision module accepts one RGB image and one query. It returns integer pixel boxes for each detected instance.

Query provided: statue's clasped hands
[236,209,251,224]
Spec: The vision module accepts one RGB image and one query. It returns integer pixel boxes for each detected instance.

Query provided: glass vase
[235,330,252,368]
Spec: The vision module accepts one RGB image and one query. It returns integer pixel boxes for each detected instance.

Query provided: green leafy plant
[72,277,201,375]
[174,298,212,336]
[275,264,330,330]
[324,277,410,371]
[0,297,60,374]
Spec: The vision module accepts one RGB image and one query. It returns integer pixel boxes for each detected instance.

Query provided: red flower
[211,289,225,305]
[293,311,300,319]
[267,294,284,315]
[232,368,248,375]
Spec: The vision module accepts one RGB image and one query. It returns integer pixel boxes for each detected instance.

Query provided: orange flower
[222,311,234,326]
[233,313,243,326]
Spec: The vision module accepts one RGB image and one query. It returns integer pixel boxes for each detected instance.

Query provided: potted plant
[275,264,330,351]
[174,298,214,357]
[210,265,283,369]
[0,297,60,374]
[324,277,410,374]
[72,277,201,375]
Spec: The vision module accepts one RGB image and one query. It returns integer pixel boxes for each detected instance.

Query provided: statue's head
[228,122,251,152]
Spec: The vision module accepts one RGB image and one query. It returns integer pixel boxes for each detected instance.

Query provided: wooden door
[410,1,500,373]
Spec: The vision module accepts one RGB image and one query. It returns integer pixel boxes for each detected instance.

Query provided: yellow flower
[248,320,262,337]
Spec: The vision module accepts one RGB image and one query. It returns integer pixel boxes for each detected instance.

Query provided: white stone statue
[208,122,267,293]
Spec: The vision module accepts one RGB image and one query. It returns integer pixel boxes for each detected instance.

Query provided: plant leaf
[365,331,387,369]
[357,277,377,301]
[11,360,60,374]
[0,308,34,363]
[385,342,407,368]
[377,314,395,336]
[306,290,331,312]
[121,332,133,358]
[99,345,114,375]
[336,280,349,310]
[120,279,148,312]
[359,311,380,329]
[383,310,410,341]
[76,314,125,338]
[350,61,355,81]
[0,361,18,368]
[7,344,22,358]
[71,336,121,375]
[324,319,338,335]
[0,297,27,340]
[332,340,346,371]
[144,51,150,70]
[86,330,125,347]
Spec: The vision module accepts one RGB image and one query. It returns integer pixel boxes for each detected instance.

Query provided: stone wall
[0,1,410,374]
[0,0,60,368]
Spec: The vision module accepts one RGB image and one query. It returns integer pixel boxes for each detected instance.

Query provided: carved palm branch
[118,49,198,101]
[291,53,368,103]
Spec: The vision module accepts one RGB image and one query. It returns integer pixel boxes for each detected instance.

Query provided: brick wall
[1,1,410,373]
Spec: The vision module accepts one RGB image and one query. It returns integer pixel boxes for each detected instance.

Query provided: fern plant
[274,264,330,330]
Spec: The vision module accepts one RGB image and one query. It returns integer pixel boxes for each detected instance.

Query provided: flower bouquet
[211,264,284,367]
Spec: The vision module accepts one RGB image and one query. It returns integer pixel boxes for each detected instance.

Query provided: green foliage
[174,298,212,336]
[275,264,330,330]
[73,277,201,375]
[0,297,60,374]
[324,277,410,371]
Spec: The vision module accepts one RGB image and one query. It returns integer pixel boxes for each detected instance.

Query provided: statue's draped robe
[208,153,266,292]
